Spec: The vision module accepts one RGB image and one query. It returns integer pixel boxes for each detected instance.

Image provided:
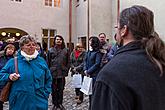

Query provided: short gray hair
[19,35,36,48]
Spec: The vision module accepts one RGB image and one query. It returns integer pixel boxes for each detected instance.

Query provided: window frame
[45,0,61,7]
[11,0,22,2]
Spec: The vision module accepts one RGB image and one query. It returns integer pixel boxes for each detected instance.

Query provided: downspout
[69,0,72,52]
[117,0,120,23]
[87,0,90,50]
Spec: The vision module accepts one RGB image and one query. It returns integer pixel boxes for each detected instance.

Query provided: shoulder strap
[14,57,19,74]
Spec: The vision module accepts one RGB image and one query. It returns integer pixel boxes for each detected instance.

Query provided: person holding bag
[70,43,85,104]
[0,35,52,110]
[83,36,102,110]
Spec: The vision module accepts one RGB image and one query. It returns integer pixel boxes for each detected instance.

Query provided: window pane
[54,0,60,7]
[57,0,60,7]
[49,0,52,6]
[43,29,48,36]
[11,0,22,2]
[45,0,49,6]
[50,30,55,37]
[54,0,56,7]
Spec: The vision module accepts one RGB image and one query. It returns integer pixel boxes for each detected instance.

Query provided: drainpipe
[117,0,120,23]
[69,0,72,52]
[87,0,90,50]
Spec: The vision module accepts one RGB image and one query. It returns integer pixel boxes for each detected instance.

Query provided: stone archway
[0,27,28,41]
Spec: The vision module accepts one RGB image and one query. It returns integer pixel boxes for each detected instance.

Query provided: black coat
[92,41,165,110]
[47,47,70,78]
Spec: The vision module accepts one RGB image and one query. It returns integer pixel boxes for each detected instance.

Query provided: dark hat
[4,44,16,51]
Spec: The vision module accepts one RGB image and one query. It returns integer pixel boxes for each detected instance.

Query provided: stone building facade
[0,0,164,50]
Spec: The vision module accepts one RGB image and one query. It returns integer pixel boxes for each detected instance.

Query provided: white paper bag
[80,76,92,95]
[72,74,82,88]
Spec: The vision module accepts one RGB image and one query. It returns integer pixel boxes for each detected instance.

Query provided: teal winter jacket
[0,52,52,110]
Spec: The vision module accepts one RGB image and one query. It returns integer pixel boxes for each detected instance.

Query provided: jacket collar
[115,41,142,56]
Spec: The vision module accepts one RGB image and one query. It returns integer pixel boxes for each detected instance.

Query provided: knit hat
[4,44,16,54]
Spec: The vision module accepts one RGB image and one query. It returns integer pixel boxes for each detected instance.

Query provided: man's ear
[120,25,129,37]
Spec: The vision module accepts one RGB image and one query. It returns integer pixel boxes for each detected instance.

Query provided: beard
[56,42,62,45]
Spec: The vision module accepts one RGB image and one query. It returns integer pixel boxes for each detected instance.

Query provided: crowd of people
[0,5,165,110]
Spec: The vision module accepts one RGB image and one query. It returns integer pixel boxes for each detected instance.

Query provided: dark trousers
[75,88,84,101]
[89,77,96,110]
[0,101,3,110]
[52,78,65,107]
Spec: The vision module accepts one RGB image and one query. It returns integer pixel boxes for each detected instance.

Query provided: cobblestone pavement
[3,74,89,110]
[48,74,89,110]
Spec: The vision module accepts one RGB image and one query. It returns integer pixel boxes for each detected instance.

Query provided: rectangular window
[45,0,52,6]
[42,29,57,49]
[42,29,57,37]
[45,0,61,7]
[45,0,48,6]
[11,0,22,2]
[54,0,61,7]
[49,0,52,6]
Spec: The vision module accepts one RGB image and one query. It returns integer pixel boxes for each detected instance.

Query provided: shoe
[75,96,79,99]
[76,99,82,104]
[59,104,65,110]
[52,105,59,110]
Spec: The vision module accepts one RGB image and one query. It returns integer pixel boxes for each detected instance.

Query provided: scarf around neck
[21,50,38,61]
[74,50,81,59]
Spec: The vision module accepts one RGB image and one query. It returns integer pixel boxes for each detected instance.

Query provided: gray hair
[19,35,36,48]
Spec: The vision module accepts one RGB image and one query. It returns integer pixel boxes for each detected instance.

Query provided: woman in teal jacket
[0,35,52,110]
